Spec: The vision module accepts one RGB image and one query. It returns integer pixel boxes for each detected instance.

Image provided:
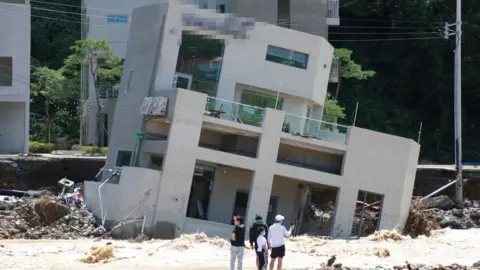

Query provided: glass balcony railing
[98,85,118,99]
[205,97,265,127]
[283,113,350,145]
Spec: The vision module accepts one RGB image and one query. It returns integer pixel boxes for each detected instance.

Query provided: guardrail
[205,96,265,127]
[283,113,350,145]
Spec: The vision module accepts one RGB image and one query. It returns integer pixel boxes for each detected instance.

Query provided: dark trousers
[256,251,268,270]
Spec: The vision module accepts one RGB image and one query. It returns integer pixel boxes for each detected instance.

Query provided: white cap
[275,214,285,221]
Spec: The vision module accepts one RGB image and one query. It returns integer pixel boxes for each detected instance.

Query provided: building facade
[0,0,30,153]
[84,2,419,240]
[80,0,339,146]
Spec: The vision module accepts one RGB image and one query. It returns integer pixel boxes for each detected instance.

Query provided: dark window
[0,57,13,86]
[217,4,225,13]
[266,45,309,69]
[115,150,132,167]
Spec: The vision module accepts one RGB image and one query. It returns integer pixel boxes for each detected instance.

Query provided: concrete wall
[0,1,30,153]
[84,166,161,237]
[0,1,30,102]
[148,1,333,105]
[105,4,167,169]
[208,167,299,226]
[98,88,420,239]
[331,127,421,237]
[0,102,27,153]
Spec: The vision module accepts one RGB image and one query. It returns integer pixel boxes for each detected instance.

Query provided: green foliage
[29,141,56,153]
[323,93,346,122]
[81,146,108,155]
[335,48,376,80]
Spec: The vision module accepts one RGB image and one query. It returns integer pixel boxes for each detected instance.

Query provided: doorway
[173,72,193,89]
[232,191,278,226]
[186,164,215,220]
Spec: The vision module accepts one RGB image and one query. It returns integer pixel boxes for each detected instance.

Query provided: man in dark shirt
[249,215,269,269]
[230,215,245,270]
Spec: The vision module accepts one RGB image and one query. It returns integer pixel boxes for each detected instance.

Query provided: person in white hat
[267,214,294,270]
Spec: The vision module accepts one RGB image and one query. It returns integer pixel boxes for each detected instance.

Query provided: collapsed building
[83,0,420,239]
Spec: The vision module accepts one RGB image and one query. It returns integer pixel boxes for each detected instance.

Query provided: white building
[84,2,419,240]
[80,0,339,146]
[0,0,30,153]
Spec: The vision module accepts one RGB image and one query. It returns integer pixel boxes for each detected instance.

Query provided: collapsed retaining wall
[0,156,105,190]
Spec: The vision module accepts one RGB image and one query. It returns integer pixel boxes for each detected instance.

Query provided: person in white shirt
[256,227,268,270]
[267,214,294,270]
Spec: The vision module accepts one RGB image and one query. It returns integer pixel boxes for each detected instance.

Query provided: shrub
[29,141,56,153]
[81,146,108,155]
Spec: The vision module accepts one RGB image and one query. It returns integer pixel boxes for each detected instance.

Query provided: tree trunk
[90,59,103,147]
[45,100,52,143]
[334,70,342,100]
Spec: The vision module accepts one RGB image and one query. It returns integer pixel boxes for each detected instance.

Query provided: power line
[329,37,442,42]
[340,17,441,25]
[329,31,440,35]
[30,0,131,13]
[331,25,439,29]
[340,0,363,8]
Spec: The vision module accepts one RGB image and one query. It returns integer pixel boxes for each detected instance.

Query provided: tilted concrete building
[80,0,339,146]
[0,0,30,153]
[84,1,419,239]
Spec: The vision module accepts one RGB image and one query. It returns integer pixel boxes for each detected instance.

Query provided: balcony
[283,113,350,145]
[326,0,340,26]
[98,85,118,100]
[204,97,265,127]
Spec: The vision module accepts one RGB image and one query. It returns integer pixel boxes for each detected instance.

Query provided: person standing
[256,227,268,270]
[249,215,269,269]
[230,215,246,270]
[268,215,294,270]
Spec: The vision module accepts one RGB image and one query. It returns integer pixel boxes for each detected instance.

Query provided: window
[266,45,309,69]
[217,4,225,13]
[107,15,128,23]
[0,57,13,86]
[115,150,132,167]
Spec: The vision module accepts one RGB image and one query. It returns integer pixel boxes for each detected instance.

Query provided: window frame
[265,45,309,70]
[106,15,128,23]
[0,56,13,87]
[115,149,133,168]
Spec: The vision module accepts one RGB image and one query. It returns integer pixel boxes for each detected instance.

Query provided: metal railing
[277,18,290,29]
[205,97,265,127]
[98,85,118,99]
[283,113,351,144]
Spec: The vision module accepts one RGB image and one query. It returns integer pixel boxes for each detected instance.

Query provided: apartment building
[0,0,30,153]
[84,2,419,240]
[80,0,339,146]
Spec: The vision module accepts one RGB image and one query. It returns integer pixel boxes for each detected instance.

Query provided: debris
[327,255,336,267]
[79,244,115,264]
[373,247,390,257]
[0,187,104,239]
[370,230,405,241]
[404,197,439,238]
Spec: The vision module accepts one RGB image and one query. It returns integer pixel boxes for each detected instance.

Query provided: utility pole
[444,0,463,202]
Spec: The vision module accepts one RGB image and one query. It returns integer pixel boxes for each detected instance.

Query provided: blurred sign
[182,13,255,39]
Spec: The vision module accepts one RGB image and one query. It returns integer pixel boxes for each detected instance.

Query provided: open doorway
[232,190,278,226]
[186,164,215,220]
[351,190,384,238]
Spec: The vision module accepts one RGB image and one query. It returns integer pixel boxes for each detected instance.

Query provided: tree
[323,93,346,122]
[63,40,123,146]
[31,67,73,142]
[333,48,375,100]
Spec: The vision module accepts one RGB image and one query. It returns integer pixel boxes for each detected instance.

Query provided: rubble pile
[0,188,105,239]
[419,195,480,229]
